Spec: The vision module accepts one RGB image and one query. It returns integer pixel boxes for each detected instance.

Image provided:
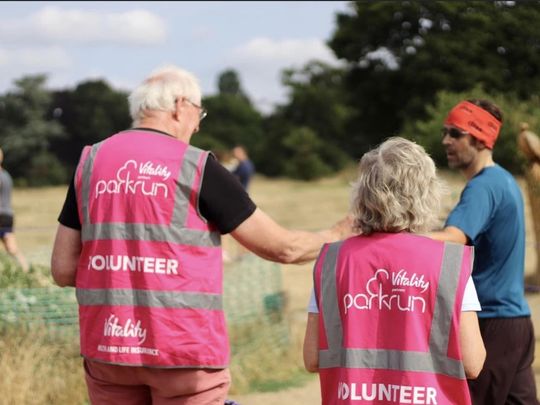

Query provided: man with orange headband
[430,99,538,404]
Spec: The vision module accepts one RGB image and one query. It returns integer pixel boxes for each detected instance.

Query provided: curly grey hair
[351,137,443,235]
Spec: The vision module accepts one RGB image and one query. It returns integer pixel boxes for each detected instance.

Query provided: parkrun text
[344,269,428,314]
[95,160,171,199]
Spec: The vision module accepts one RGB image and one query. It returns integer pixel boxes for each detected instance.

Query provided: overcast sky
[0,1,350,113]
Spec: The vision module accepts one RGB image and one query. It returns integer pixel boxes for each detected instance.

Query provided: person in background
[303,137,485,405]
[231,145,255,190]
[50,65,352,405]
[430,99,539,404]
[518,122,540,287]
[0,147,28,272]
[214,149,237,172]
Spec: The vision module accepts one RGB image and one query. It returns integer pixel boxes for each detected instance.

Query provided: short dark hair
[467,98,503,123]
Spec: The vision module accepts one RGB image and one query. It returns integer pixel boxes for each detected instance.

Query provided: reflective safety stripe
[77,288,223,310]
[318,241,466,379]
[79,140,220,246]
[80,141,104,228]
[319,348,464,378]
[320,242,344,366]
[429,243,463,357]
[82,223,220,246]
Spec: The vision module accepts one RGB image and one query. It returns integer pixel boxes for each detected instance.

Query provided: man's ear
[470,137,488,151]
[174,98,184,122]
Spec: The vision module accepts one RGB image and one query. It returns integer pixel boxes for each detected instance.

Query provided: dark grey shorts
[0,213,13,237]
[468,316,539,405]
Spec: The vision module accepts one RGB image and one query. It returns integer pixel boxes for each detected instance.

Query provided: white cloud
[0,6,167,46]
[0,46,72,69]
[225,37,340,113]
[232,37,337,65]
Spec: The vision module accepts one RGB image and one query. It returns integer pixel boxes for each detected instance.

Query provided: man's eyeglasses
[184,99,208,121]
[441,127,467,139]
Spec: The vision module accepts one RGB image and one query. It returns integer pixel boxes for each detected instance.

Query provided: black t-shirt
[58,147,257,235]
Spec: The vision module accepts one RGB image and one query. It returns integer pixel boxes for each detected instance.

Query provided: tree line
[1,1,539,186]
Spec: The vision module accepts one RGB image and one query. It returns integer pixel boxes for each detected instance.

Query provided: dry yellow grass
[11,186,67,268]
[0,328,87,405]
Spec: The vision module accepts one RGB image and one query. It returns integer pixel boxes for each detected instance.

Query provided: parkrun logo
[343,269,429,314]
[95,160,171,199]
[104,314,147,344]
[337,382,438,404]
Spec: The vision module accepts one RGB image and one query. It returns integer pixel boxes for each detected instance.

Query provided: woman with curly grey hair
[303,137,485,405]
[351,137,443,235]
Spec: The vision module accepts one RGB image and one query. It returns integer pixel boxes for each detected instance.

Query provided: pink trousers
[84,359,231,405]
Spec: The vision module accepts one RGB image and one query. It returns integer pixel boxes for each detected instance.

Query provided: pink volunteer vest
[74,129,227,368]
[315,233,473,405]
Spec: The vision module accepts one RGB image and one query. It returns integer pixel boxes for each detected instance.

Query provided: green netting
[224,255,290,355]
[0,287,79,337]
[0,254,288,346]
[224,255,284,323]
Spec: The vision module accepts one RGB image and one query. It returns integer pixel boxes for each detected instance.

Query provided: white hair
[128,65,202,126]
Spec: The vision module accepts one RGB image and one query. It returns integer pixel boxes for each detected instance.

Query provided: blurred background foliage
[1,0,540,184]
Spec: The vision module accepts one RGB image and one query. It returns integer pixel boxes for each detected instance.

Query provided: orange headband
[444,101,501,149]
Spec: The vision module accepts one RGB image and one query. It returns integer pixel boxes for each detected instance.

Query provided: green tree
[193,69,264,163]
[0,75,66,185]
[256,61,352,178]
[281,126,334,180]
[49,80,131,172]
[329,1,540,155]
[218,69,250,102]
[279,61,352,163]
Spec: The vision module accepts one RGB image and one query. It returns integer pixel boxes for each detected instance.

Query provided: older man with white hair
[51,65,351,404]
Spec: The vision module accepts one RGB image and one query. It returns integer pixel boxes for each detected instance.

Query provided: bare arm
[303,313,319,372]
[50,224,82,287]
[460,311,486,379]
[230,208,353,264]
[428,226,469,245]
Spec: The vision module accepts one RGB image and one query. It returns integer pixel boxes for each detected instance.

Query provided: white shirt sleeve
[307,288,318,313]
[307,276,481,313]
[461,276,481,311]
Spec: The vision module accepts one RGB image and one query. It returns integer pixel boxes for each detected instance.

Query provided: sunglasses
[441,127,468,139]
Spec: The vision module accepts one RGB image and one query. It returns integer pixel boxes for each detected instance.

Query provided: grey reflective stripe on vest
[320,241,344,366]
[79,142,220,247]
[319,241,466,379]
[428,242,465,377]
[80,142,103,228]
[77,288,222,310]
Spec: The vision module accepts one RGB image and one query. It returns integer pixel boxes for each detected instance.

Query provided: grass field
[1,169,539,404]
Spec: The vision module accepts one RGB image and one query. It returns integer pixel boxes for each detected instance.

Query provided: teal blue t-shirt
[446,164,530,318]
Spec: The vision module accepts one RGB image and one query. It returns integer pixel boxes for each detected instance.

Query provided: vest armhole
[193,150,210,224]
